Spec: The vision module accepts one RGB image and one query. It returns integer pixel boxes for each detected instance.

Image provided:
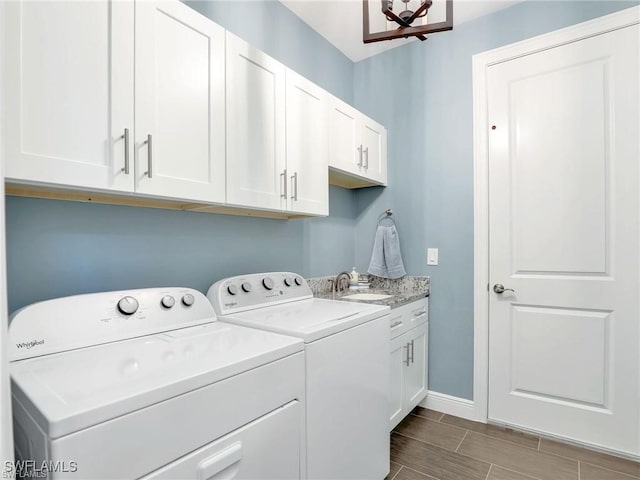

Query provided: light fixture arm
[405,0,433,25]
[382,6,428,41]
[363,0,453,44]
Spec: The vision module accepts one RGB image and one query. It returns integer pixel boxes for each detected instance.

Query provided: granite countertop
[308,275,430,309]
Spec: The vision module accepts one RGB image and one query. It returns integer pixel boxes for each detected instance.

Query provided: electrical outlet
[427,248,439,266]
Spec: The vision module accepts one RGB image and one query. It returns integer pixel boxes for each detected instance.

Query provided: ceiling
[279,0,523,62]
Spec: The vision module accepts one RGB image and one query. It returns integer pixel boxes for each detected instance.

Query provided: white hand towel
[367,225,407,279]
[367,226,387,277]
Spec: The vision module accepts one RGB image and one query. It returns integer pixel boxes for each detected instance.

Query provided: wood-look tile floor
[387,407,640,480]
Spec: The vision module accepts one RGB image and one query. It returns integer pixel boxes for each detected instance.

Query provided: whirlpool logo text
[15,339,45,350]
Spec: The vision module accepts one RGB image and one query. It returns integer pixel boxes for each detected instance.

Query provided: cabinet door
[404,323,428,413]
[226,32,286,210]
[328,97,362,176]
[361,116,388,186]
[2,1,134,191]
[135,1,225,203]
[285,69,328,216]
[390,334,408,431]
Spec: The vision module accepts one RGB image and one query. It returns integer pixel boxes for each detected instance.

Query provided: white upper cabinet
[226,34,328,216]
[2,1,135,192]
[285,69,329,216]
[135,1,225,203]
[361,117,387,185]
[226,32,286,211]
[328,96,387,189]
[3,0,225,203]
[2,0,385,217]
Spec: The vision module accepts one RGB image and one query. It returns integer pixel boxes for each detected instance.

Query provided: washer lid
[10,322,303,439]
[220,298,390,343]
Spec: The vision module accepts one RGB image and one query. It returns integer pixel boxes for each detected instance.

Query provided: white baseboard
[419,390,477,421]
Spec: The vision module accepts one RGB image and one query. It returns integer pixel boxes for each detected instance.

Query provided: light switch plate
[427,248,439,266]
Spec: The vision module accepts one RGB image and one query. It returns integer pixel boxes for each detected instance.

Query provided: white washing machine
[8,287,305,479]
[207,272,391,480]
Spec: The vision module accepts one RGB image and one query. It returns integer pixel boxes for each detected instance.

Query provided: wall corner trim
[419,391,477,422]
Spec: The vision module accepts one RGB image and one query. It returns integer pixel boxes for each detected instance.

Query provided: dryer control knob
[182,294,195,306]
[241,282,252,293]
[161,295,175,309]
[262,277,274,290]
[294,277,303,286]
[117,296,139,316]
[284,277,293,287]
[227,285,238,296]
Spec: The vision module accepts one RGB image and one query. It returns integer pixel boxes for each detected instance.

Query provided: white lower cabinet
[389,299,429,430]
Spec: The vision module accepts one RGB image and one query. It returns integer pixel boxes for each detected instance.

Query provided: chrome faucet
[332,271,352,293]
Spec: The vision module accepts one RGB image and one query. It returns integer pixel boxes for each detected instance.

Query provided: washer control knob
[117,296,139,315]
[284,277,293,287]
[161,295,175,309]
[241,282,252,293]
[294,277,303,286]
[182,294,195,307]
[262,277,274,290]
[227,285,238,296]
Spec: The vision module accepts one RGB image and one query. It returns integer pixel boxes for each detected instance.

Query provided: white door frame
[0,1,15,466]
[471,6,640,424]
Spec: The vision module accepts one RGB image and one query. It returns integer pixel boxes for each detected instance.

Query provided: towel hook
[377,209,396,226]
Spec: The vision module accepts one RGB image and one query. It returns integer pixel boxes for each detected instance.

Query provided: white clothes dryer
[208,273,391,480]
[9,287,305,479]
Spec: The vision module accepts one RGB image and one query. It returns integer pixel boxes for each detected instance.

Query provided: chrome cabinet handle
[121,128,130,174]
[409,340,415,364]
[144,134,153,178]
[280,169,288,199]
[493,284,515,294]
[364,146,369,169]
[290,172,298,201]
[390,319,403,329]
[357,145,363,167]
[404,344,410,366]
[413,310,426,317]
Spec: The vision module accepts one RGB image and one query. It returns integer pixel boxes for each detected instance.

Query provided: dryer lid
[11,322,303,439]
[220,298,389,343]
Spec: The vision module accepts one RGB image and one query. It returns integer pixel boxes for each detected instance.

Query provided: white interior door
[285,69,328,216]
[135,1,225,203]
[487,23,639,456]
[0,10,13,458]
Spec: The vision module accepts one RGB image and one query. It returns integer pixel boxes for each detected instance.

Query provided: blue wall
[352,0,638,399]
[5,0,356,314]
[185,0,354,104]
[5,0,636,401]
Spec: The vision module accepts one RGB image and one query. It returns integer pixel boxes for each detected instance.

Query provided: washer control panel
[8,288,215,361]
[207,272,313,315]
